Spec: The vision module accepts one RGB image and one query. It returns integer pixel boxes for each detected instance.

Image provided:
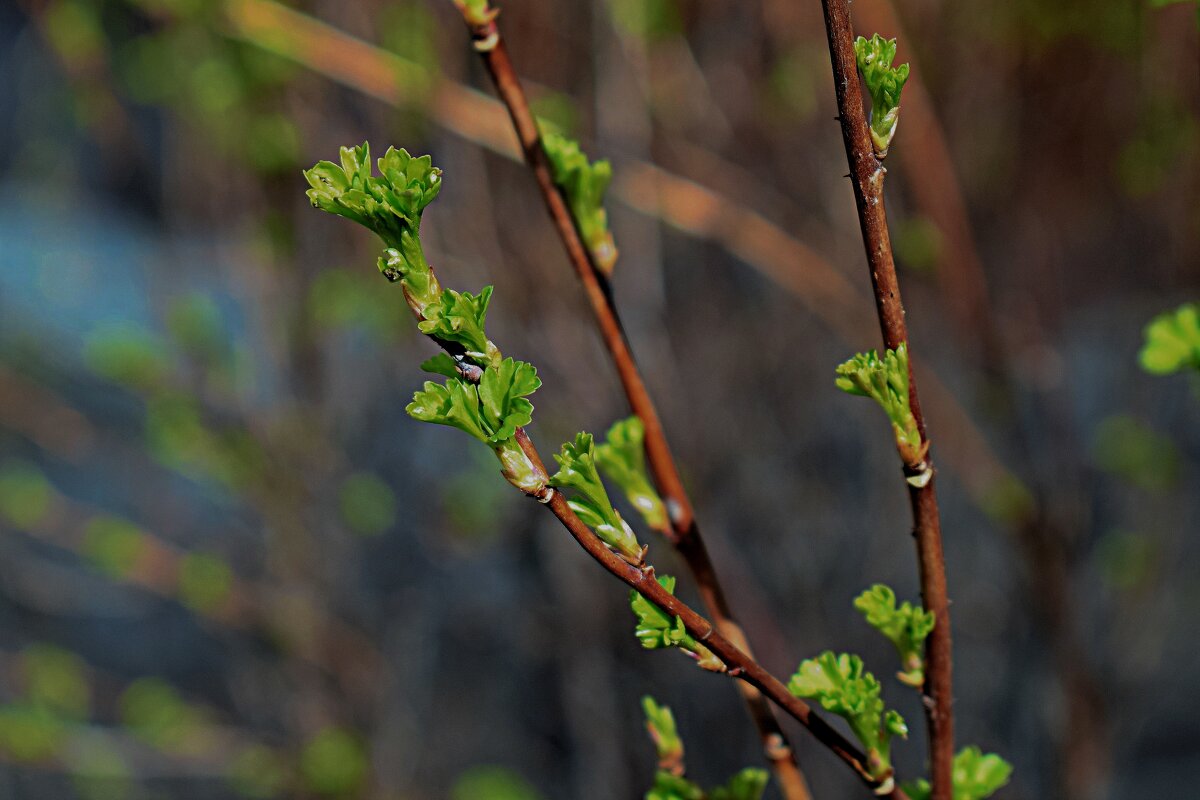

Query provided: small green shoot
[854,34,910,157]
[854,584,935,687]
[543,133,619,275]
[788,652,906,785]
[550,433,644,562]
[836,344,927,474]
[631,576,723,671]
[595,417,668,532]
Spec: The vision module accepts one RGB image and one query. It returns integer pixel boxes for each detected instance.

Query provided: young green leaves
[641,696,768,800]
[406,359,545,493]
[306,146,452,330]
[836,344,928,482]
[543,133,619,275]
[418,286,502,366]
[855,585,935,688]
[788,652,906,787]
[631,576,723,672]
[304,143,442,249]
[595,417,668,532]
[1140,302,1200,375]
[903,747,1013,800]
[550,433,645,563]
[854,34,910,157]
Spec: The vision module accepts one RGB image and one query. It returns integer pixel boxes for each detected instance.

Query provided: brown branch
[816,3,955,797]
[453,11,812,800]
[504,431,906,800]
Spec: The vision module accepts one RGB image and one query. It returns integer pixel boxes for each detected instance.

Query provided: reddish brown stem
[459,13,810,800]
[506,429,907,800]
[816,2,955,797]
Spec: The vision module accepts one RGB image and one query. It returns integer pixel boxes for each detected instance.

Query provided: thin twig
[454,10,812,799]
[815,2,955,797]
[508,434,908,800]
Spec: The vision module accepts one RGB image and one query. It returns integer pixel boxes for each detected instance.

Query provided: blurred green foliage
[338,472,397,536]
[22,643,91,721]
[120,677,210,752]
[228,744,290,799]
[0,460,53,528]
[83,322,169,390]
[452,765,543,800]
[83,515,147,578]
[1092,415,1180,492]
[177,551,234,612]
[300,727,368,796]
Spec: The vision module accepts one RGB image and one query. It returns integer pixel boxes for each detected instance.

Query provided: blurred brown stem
[453,10,812,799]
[816,2,955,797]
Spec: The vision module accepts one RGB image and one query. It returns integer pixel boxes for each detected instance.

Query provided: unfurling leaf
[639,698,768,800]
[418,286,500,364]
[405,361,544,493]
[788,651,905,782]
[854,584,935,687]
[596,417,668,532]
[304,143,441,246]
[551,433,643,561]
[854,34,910,157]
[306,144,445,319]
[543,133,618,274]
[836,344,925,467]
[1140,302,1200,375]
[903,746,1013,800]
[630,576,723,671]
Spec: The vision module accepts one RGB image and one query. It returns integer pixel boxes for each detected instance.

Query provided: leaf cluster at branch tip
[453,0,498,27]
[304,143,442,247]
[854,584,935,687]
[836,344,925,467]
[595,417,668,532]
[550,432,643,561]
[788,652,906,782]
[543,132,619,275]
[1140,302,1200,375]
[630,576,723,672]
[854,34,910,157]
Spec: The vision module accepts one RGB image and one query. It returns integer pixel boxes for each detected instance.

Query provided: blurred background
[0,0,1197,798]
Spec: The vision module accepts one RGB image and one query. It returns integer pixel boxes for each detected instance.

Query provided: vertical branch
[455,9,811,799]
[816,3,956,798]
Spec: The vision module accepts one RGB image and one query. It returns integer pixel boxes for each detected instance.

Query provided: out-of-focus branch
[815,3,955,797]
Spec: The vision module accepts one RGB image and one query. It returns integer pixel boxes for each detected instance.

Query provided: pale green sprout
[854,584,935,687]
[1139,302,1200,375]
[642,696,684,774]
[641,696,769,800]
[406,359,545,493]
[543,132,619,275]
[788,652,906,786]
[903,746,1013,800]
[595,417,668,532]
[550,432,644,562]
[854,34,910,157]
[630,576,723,671]
[836,344,927,477]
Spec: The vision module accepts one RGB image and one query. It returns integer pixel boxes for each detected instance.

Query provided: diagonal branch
[451,8,811,799]
[816,3,955,798]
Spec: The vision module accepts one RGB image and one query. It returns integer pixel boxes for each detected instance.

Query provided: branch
[816,4,955,798]
[450,7,811,798]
